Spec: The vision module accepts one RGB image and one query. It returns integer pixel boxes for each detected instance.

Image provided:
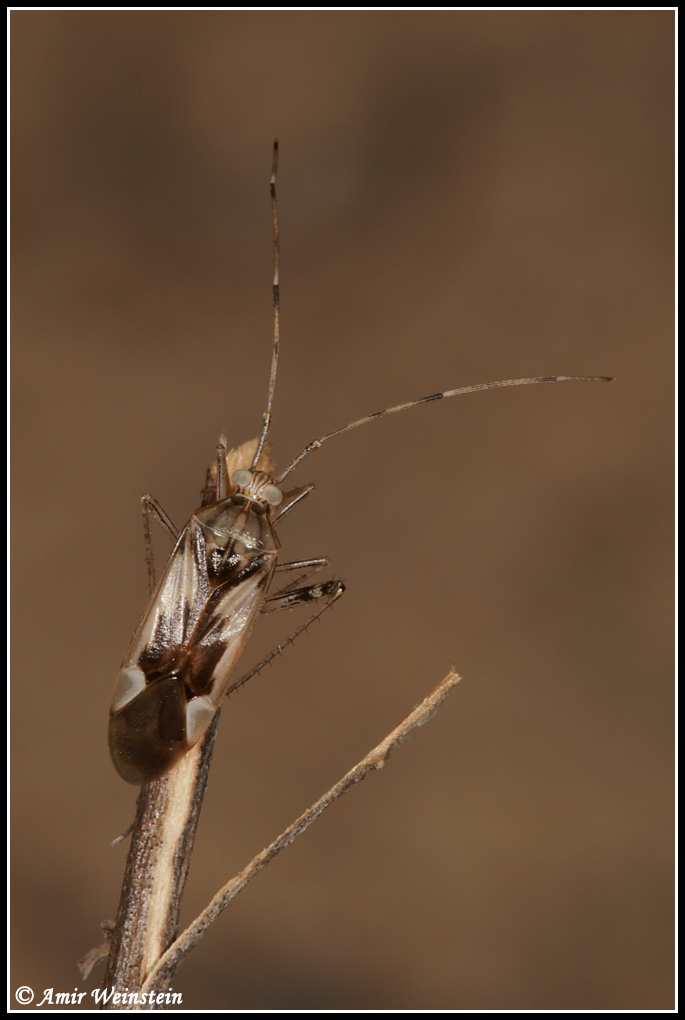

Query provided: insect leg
[275,557,329,574]
[140,494,179,594]
[265,558,331,610]
[263,577,343,614]
[226,580,346,697]
[273,483,315,524]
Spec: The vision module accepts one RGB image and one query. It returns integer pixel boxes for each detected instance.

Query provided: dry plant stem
[140,669,461,997]
[102,715,219,1003]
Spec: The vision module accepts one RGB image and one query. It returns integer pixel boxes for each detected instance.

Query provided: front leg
[140,494,179,594]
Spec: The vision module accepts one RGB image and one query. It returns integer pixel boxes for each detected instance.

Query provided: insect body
[108,141,612,784]
[109,464,283,784]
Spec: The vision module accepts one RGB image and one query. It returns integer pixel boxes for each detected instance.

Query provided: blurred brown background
[10,10,674,1011]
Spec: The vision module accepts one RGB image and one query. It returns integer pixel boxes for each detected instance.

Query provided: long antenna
[252,139,280,470]
[276,374,613,485]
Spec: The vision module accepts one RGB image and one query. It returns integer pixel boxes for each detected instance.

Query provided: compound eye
[231,469,252,488]
[262,484,283,507]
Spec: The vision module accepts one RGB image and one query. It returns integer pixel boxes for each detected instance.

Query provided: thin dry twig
[102,718,219,1002]
[140,668,461,996]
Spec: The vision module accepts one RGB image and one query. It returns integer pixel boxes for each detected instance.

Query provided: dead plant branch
[140,668,460,996]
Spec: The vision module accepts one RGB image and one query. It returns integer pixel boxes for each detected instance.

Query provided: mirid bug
[108,141,612,784]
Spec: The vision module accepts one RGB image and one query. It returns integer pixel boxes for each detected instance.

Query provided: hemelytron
[108,141,612,785]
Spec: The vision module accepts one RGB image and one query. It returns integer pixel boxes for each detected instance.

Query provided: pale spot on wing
[110,664,147,713]
[185,695,217,745]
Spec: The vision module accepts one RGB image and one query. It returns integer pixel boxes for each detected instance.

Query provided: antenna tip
[556,375,615,383]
